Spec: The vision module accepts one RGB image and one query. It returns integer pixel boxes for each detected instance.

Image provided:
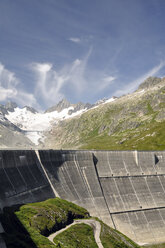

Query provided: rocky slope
[44,77,165,150]
[0,111,33,148]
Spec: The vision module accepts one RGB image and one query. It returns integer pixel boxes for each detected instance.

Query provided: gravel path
[48,219,104,248]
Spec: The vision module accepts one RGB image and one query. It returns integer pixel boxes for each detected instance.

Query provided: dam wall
[39,150,113,226]
[0,150,54,208]
[1,150,165,244]
[94,151,165,244]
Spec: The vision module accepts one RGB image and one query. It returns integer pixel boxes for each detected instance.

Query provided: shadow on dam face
[0,204,38,248]
[1,149,165,245]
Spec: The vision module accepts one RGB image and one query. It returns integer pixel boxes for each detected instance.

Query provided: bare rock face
[0,102,35,148]
[68,102,93,115]
[45,98,93,114]
[137,77,162,90]
[45,99,72,113]
[0,105,8,115]
[5,101,17,112]
[23,106,38,114]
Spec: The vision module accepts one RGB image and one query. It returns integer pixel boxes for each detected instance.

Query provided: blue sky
[0,0,165,110]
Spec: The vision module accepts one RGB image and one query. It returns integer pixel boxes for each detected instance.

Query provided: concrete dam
[1,150,165,246]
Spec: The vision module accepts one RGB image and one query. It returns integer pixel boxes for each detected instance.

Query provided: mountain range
[1,76,165,150]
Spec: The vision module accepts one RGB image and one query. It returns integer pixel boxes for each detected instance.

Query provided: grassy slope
[1,198,142,248]
[45,81,165,150]
[53,223,98,248]
[144,244,165,248]
[53,218,140,248]
[1,198,89,248]
[98,219,140,248]
[81,119,165,150]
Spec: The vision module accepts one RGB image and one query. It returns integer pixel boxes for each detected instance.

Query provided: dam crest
[0,150,165,246]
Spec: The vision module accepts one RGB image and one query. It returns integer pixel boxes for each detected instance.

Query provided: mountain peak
[45,98,72,113]
[138,77,162,90]
[5,101,17,112]
[23,106,38,114]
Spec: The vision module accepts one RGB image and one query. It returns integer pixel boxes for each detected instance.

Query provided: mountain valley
[1,76,165,150]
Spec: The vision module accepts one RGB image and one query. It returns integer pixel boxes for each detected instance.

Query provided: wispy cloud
[31,49,92,108]
[98,76,116,91]
[114,61,165,96]
[3,52,163,111]
[103,76,116,82]
[0,49,93,110]
[68,37,81,43]
[0,63,37,107]
[32,62,67,106]
[0,63,18,100]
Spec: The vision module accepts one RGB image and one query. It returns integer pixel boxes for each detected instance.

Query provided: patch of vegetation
[53,223,98,248]
[0,197,145,248]
[147,102,154,115]
[53,218,141,248]
[80,120,165,151]
[144,244,165,248]
[96,218,140,248]
[1,198,89,248]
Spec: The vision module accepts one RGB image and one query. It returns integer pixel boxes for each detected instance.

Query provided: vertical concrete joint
[134,150,138,166]
[35,150,59,197]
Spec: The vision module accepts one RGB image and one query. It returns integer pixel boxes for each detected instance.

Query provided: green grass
[1,198,142,248]
[53,223,98,248]
[147,103,155,115]
[46,85,165,151]
[80,120,165,150]
[2,198,165,248]
[95,218,140,248]
[143,244,165,248]
[1,198,89,248]
[53,218,141,248]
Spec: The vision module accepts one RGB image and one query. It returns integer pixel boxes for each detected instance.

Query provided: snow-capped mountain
[5,101,90,145]
[3,97,117,146]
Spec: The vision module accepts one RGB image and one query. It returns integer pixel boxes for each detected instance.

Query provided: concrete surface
[0,150,54,208]
[1,150,165,245]
[0,235,6,248]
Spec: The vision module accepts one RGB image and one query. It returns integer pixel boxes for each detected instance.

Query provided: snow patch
[92,97,117,110]
[5,97,117,145]
[104,97,116,104]
[137,89,145,94]
[24,131,43,145]
[6,106,87,144]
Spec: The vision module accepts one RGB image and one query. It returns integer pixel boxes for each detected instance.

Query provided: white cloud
[114,61,165,96]
[32,62,66,106]
[31,49,92,107]
[68,37,81,43]
[16,91,37,107]
[0,62,37,107]
[97,76,116,91]
[103,76,116,82]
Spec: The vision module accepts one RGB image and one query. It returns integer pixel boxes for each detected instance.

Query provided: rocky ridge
[43,76,165,150]
[45,98,93,114]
